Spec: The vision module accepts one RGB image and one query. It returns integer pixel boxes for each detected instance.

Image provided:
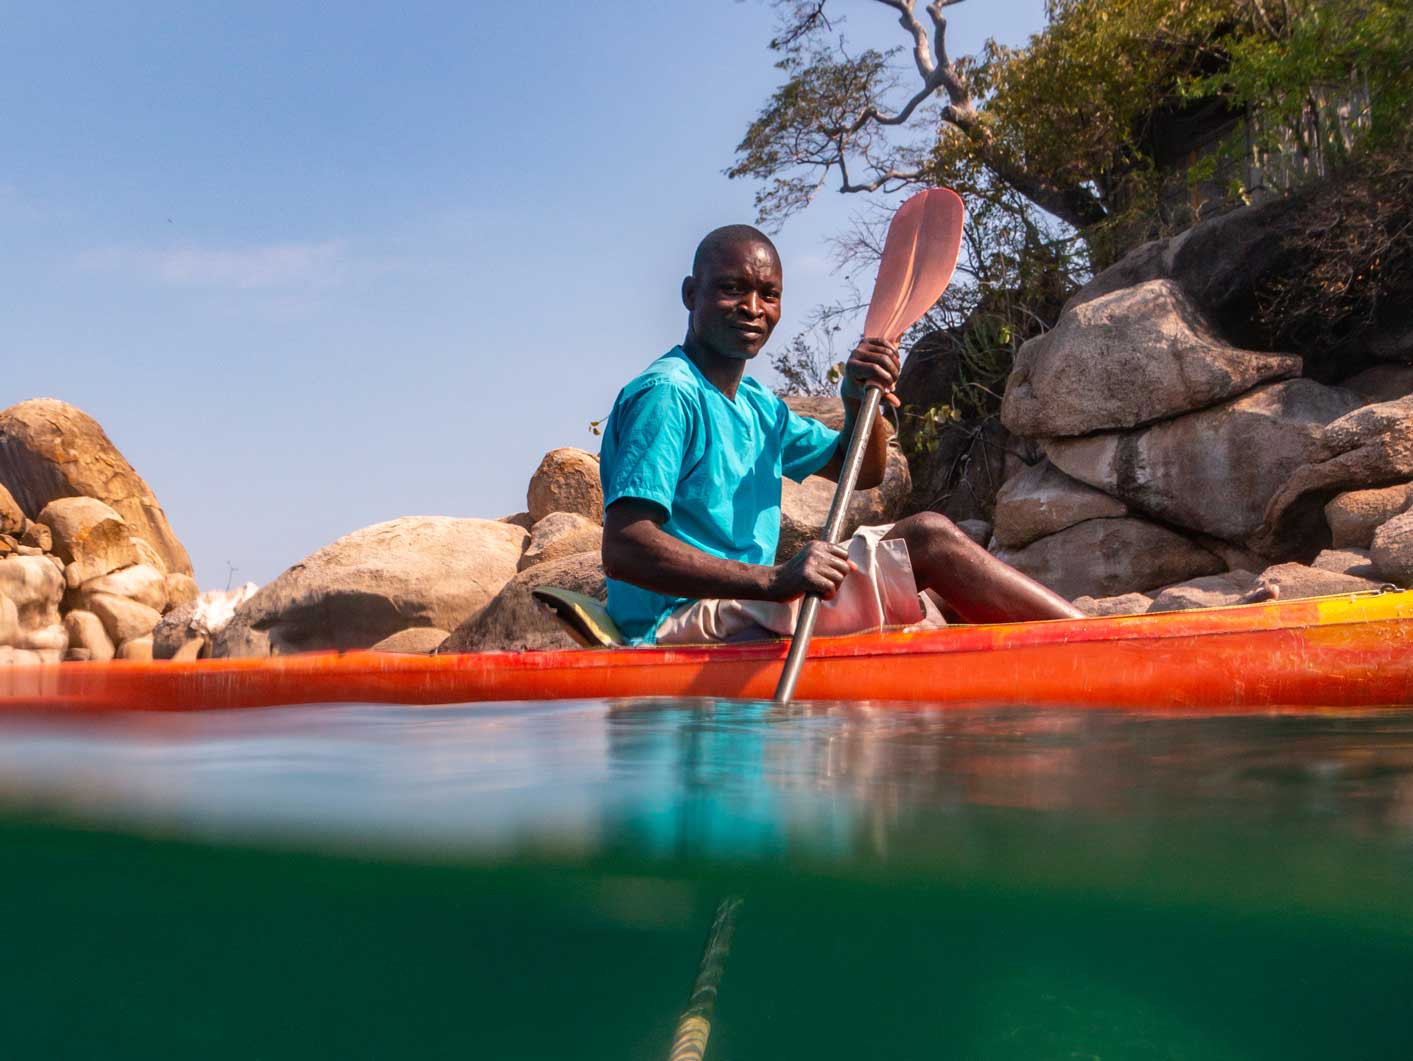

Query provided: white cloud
[76,239,353,289]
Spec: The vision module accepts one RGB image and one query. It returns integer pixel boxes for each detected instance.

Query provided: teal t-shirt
[599,347,840,644]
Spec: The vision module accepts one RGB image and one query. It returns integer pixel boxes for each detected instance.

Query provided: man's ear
[680,274,696,312]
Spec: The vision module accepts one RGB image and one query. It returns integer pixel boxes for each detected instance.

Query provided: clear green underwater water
[1,699,1412,1059]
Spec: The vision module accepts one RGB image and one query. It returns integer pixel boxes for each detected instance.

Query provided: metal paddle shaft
[773,386,885,703]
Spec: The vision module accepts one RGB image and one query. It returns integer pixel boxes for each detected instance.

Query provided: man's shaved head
[691,224,780,277]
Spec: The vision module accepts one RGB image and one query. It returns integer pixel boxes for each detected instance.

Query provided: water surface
[2,699,1411,1058]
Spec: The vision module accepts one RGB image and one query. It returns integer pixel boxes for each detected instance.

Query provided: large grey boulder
[1311,548,1380,580]
[1254,563,1383,599]
[528,448,603,525]
[1071,592,1154,617]
[992,460,1128,549]
[1340,364,1413,404]
[0,399,193,576]
[440,552,606,653]
[1371,511,1413,585]
[1001,279,1300,438]
[1147,571,1258,613]
[1045,380,1361,545]
[213,517,528,658]
[1255,396,1413,557]
[991,517,1223,600]
[1323,482,1413,549]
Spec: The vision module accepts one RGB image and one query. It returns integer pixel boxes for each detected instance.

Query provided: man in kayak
[599,224,1083,646]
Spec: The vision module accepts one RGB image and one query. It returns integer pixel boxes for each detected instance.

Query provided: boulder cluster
[0,400,198,664]
[983,198,1413,615]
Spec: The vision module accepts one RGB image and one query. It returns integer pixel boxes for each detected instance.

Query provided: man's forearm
[833,394,890,488]
[603,510,778,602]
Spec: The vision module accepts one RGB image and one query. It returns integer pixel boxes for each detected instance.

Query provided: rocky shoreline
[2,199,1410,664]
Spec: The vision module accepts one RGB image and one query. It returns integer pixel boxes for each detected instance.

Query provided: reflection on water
[2,700,1413,868]
[3,700,1413,1060]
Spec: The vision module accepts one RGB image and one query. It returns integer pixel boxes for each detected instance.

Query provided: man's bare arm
[602,500,853,602]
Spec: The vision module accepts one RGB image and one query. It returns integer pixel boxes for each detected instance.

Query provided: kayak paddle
[774,187,965,703]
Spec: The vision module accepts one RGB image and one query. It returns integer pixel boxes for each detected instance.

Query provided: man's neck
[682,338,747,400]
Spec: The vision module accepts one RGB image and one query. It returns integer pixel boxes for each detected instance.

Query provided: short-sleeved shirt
[599,346,840,644]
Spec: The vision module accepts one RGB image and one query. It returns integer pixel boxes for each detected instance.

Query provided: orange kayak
[2,589,1411,713]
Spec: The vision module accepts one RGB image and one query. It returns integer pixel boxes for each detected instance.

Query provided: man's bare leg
[884,512,1085,623]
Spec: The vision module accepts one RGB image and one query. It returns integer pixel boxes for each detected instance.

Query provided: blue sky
[3,1,1047,585]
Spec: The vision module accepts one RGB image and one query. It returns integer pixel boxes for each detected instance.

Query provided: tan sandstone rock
[499,512,534,531]
[64,609,116,662]
[991,517,1223,600]
[81,563,168,614]
[87,592,162,645]
[20,520,51,552]
[0,482,23,535]
[1324,482,1413,549]
[0,594,18,646]
[0,647,43,667]
[19,623,68,655]
[1371,512,1413,585]
[1045,380,1361,546]
[528,448,603,525]
[518,512,602,572]
[130,536,168,576]
[39,497,139,586]
[0,555,64,631]
[369,628,450,654]
[117,636,154,661]
[992,460,1127,549]
[164,572,199,611]
[213,516,528,658]
[0,399,193,575]
[441,552,606,654]
[1001,279,1301,438]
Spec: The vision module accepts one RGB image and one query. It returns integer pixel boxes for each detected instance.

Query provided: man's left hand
[841,338,901,407]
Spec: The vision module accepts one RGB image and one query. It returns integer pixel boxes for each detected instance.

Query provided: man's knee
[889,511,968,557]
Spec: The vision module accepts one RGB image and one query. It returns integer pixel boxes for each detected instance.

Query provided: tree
[731,0,1411,264]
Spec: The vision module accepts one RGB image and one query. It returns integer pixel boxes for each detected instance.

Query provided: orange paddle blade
[862,188,965,344]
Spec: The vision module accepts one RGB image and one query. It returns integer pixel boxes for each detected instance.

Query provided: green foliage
[1197,0,1413,152]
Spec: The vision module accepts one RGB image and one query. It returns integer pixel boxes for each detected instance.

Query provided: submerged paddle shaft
[667,897,742,1061]
[773,386,884,703]
[773,188,964,705]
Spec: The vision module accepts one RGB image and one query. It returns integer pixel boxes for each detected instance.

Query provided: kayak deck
[2,590,1411,713]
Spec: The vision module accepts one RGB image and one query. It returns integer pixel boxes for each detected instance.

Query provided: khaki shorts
[652,524,946,646]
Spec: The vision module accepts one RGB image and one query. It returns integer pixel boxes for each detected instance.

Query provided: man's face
[682,240,782,360]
